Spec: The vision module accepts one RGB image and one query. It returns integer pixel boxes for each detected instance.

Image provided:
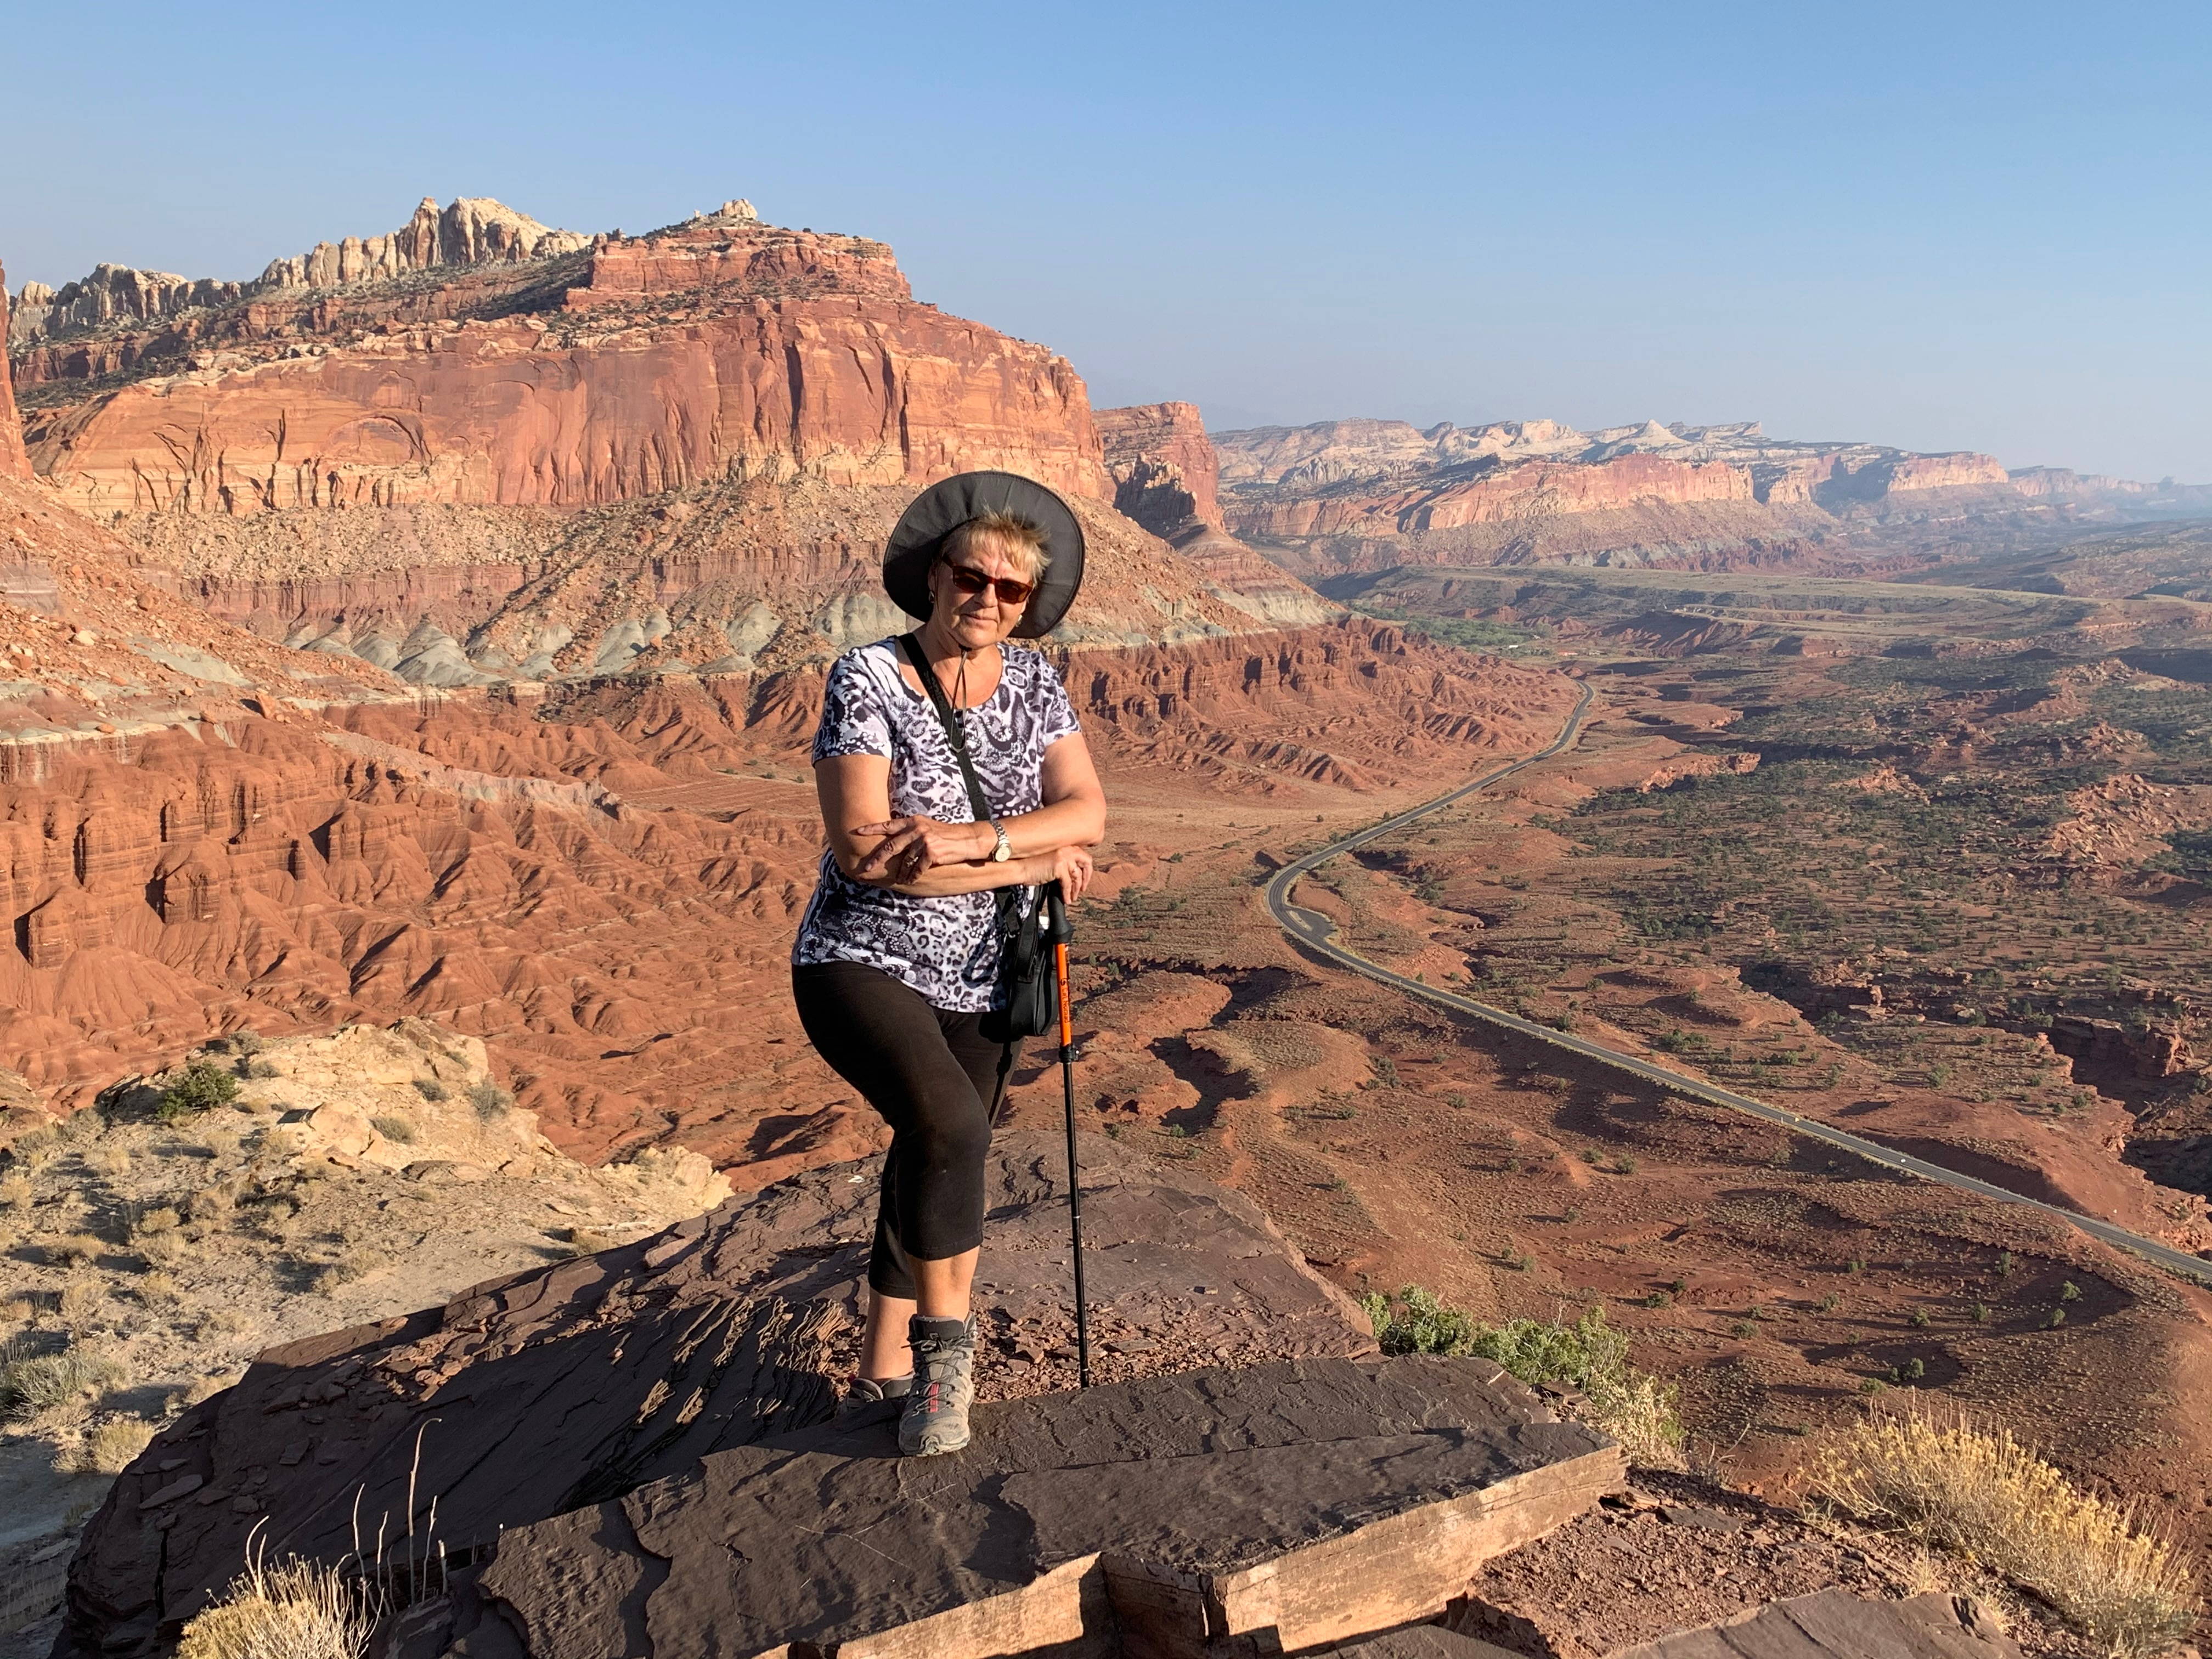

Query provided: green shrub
[156,1062,239,1123]
[1359,1289,1686,1468]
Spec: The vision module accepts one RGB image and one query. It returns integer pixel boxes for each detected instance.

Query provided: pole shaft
[1056,937,1090,1389]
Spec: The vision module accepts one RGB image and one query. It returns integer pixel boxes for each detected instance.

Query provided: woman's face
[927,536,1035,650]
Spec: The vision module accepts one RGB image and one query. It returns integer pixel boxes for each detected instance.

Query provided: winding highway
[1263,682,2212,1287]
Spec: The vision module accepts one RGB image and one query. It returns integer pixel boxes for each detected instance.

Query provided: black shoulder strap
[898,633,996,825]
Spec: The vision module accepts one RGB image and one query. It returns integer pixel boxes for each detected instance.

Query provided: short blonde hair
[940,511,1052,584]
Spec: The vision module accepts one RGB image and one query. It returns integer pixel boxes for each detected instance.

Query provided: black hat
[883,471,1086,639]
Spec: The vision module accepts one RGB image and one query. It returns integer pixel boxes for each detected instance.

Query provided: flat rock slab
[437,1355,1623,1659]
[1323,1592,2017,1659]
[1611,1592,2019,1659]
[59,1134,1375,1658]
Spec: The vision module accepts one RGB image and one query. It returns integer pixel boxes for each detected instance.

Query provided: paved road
[1263,682,2212,1287]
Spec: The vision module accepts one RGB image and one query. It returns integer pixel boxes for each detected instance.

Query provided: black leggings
[791,961,1018,1299]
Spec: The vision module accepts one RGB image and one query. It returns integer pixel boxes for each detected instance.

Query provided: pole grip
[1054,941,1073,1051]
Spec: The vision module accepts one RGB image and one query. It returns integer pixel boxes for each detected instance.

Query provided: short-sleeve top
[792,638,1082,1011]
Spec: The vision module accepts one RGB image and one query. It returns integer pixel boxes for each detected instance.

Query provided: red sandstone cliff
[0,261,27,479]
[20,203,1110,514]
[1099,400,1222,533]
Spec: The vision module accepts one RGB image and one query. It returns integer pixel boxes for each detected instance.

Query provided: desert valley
[2,192,2210,1659]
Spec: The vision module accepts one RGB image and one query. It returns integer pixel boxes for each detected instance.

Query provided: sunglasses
[943,562,1036,607]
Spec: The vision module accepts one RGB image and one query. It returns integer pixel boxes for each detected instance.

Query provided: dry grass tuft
[0,1340,127,1420]
[43,1232,105,1268]
[2,1171,36,1209]
[84,1146,133,1177]
[57,1278,104,1325]
[178,1370,238,1408]
[1809,1401,2199,1658]
[65,1418,157,1475]
[11,1127,63,1168]
[311,1250,376,1296]
[177,1555,373,1659]
[555,1226,622,1259]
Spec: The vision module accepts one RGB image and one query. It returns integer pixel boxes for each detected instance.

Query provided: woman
[791,472,1105,1457]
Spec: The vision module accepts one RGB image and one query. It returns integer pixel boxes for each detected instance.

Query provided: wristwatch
[988,820,1013,862]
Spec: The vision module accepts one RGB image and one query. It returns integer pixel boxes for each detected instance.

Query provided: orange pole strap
[1054,941,1073,1049]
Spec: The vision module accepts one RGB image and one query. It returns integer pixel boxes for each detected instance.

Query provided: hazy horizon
[6,0,2208,483]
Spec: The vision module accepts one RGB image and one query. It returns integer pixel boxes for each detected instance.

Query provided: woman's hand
[851,815,993,884]
[1045,844,1094,902]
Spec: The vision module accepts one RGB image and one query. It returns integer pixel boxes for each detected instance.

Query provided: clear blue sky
[7,1,2208,481]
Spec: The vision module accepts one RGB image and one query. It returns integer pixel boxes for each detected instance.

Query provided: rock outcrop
[1100,400,1223,534]
[1096,403,1337,630]
[58,1132,1405,1656]
[428,1355,1616,1659]
[6,196,591,351]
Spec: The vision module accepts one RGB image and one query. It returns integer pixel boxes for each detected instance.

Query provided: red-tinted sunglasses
[943,562,1036,607]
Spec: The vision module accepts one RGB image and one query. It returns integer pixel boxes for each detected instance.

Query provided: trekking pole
[1045,880,1091,1389]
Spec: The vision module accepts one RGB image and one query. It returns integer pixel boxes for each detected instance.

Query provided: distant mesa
[1207,415,2212,579]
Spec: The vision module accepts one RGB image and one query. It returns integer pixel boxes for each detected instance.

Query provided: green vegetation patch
[1359,1287,1685,1467]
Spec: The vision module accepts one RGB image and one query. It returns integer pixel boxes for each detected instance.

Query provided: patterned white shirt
[792,639,1081,1010]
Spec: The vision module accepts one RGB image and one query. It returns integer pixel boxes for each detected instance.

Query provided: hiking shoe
[899,1315,976,1457]
[839,1373,912,1421]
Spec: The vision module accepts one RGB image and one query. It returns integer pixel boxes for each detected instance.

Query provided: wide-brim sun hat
[883,471,1086,640]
